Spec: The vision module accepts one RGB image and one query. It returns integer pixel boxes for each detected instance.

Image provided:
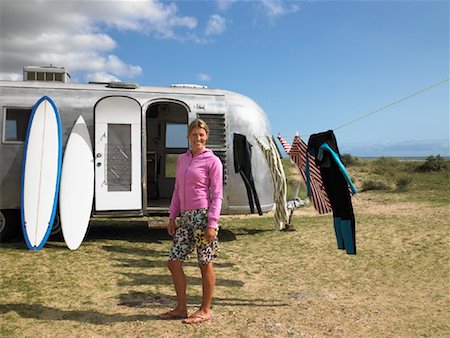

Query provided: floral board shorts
[168,208,219,265]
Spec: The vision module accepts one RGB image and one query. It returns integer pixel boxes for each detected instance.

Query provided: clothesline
[273,77,450,139]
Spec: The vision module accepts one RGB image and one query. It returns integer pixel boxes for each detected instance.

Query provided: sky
[1,0,448,157]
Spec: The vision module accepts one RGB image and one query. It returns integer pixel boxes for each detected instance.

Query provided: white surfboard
[60,116,94,250]
[21,96,62,250]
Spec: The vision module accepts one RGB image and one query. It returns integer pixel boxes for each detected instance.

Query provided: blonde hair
[187,118,209,136]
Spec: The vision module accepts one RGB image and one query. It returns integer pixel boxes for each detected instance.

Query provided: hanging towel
[278,135,332,215]
[255,136,289,230]
[233,133,263,215]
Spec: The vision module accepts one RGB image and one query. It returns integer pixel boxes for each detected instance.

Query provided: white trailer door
[94,96,142,211]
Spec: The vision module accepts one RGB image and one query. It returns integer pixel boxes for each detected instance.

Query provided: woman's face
[188,127,208,154]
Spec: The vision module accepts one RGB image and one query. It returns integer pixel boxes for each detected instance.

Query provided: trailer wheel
[0,211,5,233]
[49,213,62,240]
[0,209,21,241]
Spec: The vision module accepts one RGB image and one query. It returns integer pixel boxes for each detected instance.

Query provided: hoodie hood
[189,148,215,159]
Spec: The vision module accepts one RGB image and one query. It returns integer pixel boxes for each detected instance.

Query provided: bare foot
[182,309,211,324]
[158,309,188,320]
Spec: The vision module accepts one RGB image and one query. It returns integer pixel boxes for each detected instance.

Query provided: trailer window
[3,107,32,143]
[165,123,187,148]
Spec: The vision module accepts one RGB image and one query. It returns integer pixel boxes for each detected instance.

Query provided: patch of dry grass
[1,161,449,337]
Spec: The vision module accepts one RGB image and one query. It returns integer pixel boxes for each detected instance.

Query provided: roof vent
[23,65,70,83]
[106,82,139,89]
[171,84,208,89]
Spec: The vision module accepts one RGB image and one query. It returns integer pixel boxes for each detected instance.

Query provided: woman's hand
[204,227,216,243]
[167,219,177,237]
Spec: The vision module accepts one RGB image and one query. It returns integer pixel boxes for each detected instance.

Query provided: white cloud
[205,14,227,36]
[217,0,239,11]
[89,1,197,38]
[259,0,300,19]
[0,72,22,81]
[85,72,121,83]
[197,73,212,82]
[0,0,196,81]
[0,0,300,82]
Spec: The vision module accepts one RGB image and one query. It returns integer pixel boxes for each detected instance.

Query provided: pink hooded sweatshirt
[169,148,223,228]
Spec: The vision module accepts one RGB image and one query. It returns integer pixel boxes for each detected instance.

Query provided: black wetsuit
[308,130,356,254]
[233,133,263,215]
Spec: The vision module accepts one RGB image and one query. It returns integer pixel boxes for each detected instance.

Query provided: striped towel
[277,135,332,215]
[255,136,289,230]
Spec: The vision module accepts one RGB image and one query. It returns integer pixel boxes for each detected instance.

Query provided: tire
[0,209,21,242]
[49,212,63,241]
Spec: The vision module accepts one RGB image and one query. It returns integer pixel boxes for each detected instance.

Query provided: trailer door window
[107,124,132,192]
[165,123,187,148]
[3,107,32,143]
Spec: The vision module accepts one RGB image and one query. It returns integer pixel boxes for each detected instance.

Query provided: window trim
[2,106,33,144]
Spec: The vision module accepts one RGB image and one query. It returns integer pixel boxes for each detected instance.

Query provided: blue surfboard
[21,96,62,250]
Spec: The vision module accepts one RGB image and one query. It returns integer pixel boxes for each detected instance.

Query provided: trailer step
[147,216,167,229]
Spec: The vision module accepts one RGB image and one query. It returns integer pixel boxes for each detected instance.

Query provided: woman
[159,118,223,324]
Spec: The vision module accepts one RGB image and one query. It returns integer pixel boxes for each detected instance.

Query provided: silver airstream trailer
[0,66,275,239]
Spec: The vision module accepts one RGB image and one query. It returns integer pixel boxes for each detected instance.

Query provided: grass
[0,159,449,337]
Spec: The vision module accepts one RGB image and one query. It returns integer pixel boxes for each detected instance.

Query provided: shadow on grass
[0,303,157,324]
[109,256,235,269]
[0,222,166,249]
[86,222,263,244]
[118,273,244,288]
[85,222,170,243]
[101,245,235,269]
[102,245,167,257]
[0,222,255,250]
[219,228,237,241]
[86,222,240,243]
[0,241,28,250]
[220,227,273,238]
[118,291,289,308]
